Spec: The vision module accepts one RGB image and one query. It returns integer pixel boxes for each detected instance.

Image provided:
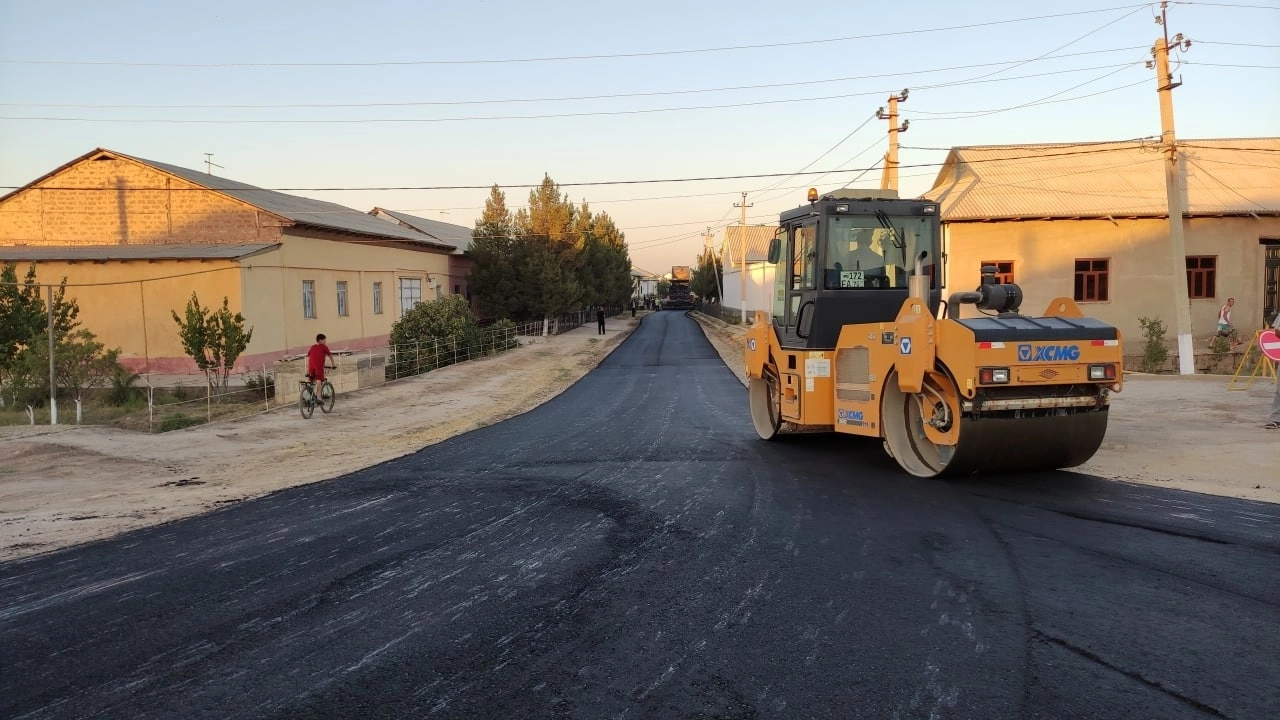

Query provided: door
[1264,243,1279,326]
[776,222,819,347]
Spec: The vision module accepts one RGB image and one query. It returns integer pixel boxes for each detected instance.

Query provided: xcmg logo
[1017,344,1081,362]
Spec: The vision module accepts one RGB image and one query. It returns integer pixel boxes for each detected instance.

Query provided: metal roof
[369,207,473,252]
[720,225,778,268]
[1,149,454,250]
[0,243,279,262]
[923,138,1280,221]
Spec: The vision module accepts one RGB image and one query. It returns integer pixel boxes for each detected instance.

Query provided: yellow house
[0,148,457,373]
[924,138,1280,350]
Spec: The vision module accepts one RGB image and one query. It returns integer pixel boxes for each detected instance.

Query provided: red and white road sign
[1260,329,1280,362]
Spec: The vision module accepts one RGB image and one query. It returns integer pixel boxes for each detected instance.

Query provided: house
[631,267,660,301]
[0,148,457,374]
[923,138,1280,349]
[369,207,474,302]
[719,225,779,319]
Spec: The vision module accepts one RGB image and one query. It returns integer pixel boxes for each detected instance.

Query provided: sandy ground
[3,311,1278,563]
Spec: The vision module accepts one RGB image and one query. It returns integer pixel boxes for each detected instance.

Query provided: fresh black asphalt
[2,311,1277,719]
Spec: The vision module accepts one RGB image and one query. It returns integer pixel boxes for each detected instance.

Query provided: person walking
[1217,297,1240,347]
[596,305,606,335]
[631,300,637,318]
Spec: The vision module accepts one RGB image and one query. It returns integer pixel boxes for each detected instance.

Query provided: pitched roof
[720,225,778,268]
[923,138,1280,221]
[1,149,455,251]
[0,243,279,262]
[369,207,473,253]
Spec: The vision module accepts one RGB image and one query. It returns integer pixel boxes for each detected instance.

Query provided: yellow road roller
[744,188,1124,477]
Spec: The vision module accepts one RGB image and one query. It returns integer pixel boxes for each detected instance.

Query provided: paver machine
[744,188,1124,477]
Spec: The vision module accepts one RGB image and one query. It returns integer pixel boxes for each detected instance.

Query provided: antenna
[203,153,224,175]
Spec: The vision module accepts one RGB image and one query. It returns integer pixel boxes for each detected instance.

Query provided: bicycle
[299,366,336,419]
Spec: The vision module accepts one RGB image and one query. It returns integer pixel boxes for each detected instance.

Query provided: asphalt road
[3,311,1278,720]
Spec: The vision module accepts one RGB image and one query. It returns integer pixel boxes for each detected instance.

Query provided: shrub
[1137,316,1169,373]
[156,412,201,432]
[108,366,141,406]
[244,369,275,400]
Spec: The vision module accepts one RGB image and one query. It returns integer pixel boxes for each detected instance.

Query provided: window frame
[336,280,349,317]
[302,279,316,319]
[398,277,423,318]
[1185,255,1216,300]
[980,260,1015,285]
[372,281,383,315]
[1073,258,1110,303]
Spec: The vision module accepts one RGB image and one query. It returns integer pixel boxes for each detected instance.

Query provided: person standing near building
[1267,312,1280,430]
[597,305,606,335]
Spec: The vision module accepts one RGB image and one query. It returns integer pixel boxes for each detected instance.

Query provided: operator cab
[766,188,943,349]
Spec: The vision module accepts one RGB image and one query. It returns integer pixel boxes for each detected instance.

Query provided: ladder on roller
[1227,329,1277,391]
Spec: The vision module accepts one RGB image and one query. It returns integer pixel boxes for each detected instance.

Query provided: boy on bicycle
[306,333,336,384]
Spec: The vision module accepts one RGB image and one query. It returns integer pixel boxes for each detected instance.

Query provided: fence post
[263,364,270,411]
[148,384,154,433]
[206,380,211,422]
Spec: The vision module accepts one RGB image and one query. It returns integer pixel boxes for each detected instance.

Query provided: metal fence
[0,309,595,433]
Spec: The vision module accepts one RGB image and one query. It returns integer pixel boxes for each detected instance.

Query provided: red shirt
[306,343,330,380]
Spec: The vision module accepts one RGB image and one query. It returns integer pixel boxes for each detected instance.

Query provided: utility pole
[1150,2,1195,374]
[47,285,57,425]
[734,192,753,323]
[706,226,724,305]
[877,89,909,192]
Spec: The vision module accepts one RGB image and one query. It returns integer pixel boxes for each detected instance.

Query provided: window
[398,277,422,317]
[1074,259,1109,302]
[373,282,383,315]
[1186,256,1216,299]
[792,225,817,290]
[824,215,937,290]
[302,280,316,319]
[981,261,1015,285]
[336,281,349,317]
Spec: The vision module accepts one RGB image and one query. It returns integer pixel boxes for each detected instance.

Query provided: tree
[514,175,581,325]
[21,329,122,423]
[468,185,524,320]
[692,250,723,303]
[171,293,254,394]
[0,262,80,407]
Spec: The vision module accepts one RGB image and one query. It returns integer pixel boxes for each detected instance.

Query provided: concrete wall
[721,263,775,316]
[11,258,247,373]
[240,232,451,364]
[0,153,283,245]
[942,216,1280,351]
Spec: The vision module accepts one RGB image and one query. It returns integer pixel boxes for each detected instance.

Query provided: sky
[1,0,1277,275]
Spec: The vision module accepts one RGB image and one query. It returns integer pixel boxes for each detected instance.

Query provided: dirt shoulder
[0,316,641,563]
[690,312,1279,504]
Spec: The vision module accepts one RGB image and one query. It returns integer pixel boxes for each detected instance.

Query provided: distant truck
[665,265,694,310]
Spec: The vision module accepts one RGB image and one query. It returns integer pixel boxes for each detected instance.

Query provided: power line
[0,6,1153,68]
[0,62,1152,125]
[0,49,1149,111]
[2,144,1151,194]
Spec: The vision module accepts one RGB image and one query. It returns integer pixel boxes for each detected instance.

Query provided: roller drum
[934,409,1109,476]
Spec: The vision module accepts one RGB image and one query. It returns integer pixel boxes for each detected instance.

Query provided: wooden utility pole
[877,89,909,192]
[1151,2,1195,374]
[734,193,753,323]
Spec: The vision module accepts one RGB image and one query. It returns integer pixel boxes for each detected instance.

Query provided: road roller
[744,188,1124,477]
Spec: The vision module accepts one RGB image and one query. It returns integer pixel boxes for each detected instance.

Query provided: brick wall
[0,153,282,246]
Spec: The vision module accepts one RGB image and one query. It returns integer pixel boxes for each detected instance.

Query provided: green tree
[467,185,524,320]
[0,262,80,407]
[514,175,581,324]
[21,329,123,423]
[171,293,254,394]
[692,249,723,303]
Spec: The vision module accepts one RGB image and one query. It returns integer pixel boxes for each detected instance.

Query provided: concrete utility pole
[734,192,753,323]
[877,89,910,192]
[47,285,57,425]
[705,226,724,304]
[1150,2,1195,374]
